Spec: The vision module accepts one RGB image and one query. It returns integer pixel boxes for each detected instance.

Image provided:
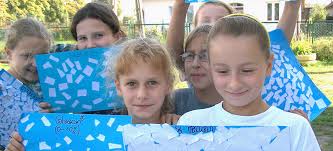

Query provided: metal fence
[1,21,333,44]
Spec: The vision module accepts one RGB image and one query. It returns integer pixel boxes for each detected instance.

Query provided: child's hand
[39,102,53,113]
[5,132,24,151]
[161,114,181,125]
[290,109,309,121]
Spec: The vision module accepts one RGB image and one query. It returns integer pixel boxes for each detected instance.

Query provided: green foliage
[44,0,67,24]
[312,37,333,61]
[291,40,313,55]
[0,0,12,26]
[4,0,85,26]
[310,4,327,22]
[145,26,166,42]
[65,0,85,21]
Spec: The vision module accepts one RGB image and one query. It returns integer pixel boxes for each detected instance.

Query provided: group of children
[2,0,321,151]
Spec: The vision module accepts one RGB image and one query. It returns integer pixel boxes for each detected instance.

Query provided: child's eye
[95,33,104,39]
[126,81,137,87]
[242,69,255,73]
[77,36,87,41]
[21,54,31,59]
[147,81,158,86]
[216,69,228,74]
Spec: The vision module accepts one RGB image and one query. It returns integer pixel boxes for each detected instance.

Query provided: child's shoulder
[268,106,309,126]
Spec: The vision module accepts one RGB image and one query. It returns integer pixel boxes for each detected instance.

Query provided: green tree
[6,0,27,20]
[6,0,49,22]
[0,0,12,26]
[310,4,327,22]
[44,0,67,25]
[64,0,85,21]
[25,0,49,21]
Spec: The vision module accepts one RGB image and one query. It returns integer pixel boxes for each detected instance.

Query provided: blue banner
[264,29,331,121]
[0,69,41,145]
[19,113,131,150]
[35,47,124,113]
[120,124,291,151]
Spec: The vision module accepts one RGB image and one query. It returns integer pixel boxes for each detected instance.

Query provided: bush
[310,4,327,22]
[291,40,313,55]
[312,37,333,61]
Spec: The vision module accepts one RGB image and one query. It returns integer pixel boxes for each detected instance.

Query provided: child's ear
[113,31,122,41]
[5,48,13,60]
[265,54,274,76]
[114,80,123,96]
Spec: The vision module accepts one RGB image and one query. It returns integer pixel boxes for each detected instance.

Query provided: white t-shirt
[178,102,321,151]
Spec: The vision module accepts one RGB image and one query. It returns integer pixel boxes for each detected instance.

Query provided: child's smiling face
[209,34,273,108]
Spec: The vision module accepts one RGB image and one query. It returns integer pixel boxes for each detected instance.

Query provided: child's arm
[5,132,24,151]
[276,0,302,43]
[166,0,189,69]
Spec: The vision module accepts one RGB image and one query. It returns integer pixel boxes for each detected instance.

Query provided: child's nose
[229,74,242,89]
[191,56,200,68]
[137,86,148,100]
[86,39,97,49]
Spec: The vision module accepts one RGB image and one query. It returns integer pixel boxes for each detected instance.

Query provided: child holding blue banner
[40,2,128,113]
[168,0,306,116]
[178,14,320,151]
[5,38,177,151]
[2,18,52,150]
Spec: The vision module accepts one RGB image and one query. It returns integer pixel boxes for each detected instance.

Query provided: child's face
[209,35,273,108]
[184,34,214,90]
[115,60,171,123]
[196,4,230,26]
[7,36,49,84]
[76,18,119,50]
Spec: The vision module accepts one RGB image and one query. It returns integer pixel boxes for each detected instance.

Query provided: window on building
[275,3,280,20]
[267,3,272,21]
[267,2,280,21]
[230,3,244,13]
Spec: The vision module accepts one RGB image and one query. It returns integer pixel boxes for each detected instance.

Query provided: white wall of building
[142,0,174,24]
[328,8,333,16]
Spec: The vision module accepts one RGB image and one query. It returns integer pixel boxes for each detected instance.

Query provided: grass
[303,61,333,104]
[312,107,333,150]
[302,61,333,151]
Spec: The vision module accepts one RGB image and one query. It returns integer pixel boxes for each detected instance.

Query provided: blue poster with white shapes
[18,113,131,151]
[119,124,291,151]
[264,29,331,121]
[35,47,124,113]
[0,69,41,146]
